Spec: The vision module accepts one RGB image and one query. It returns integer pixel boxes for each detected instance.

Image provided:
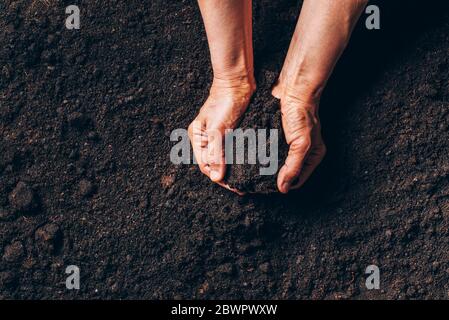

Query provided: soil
[0,0,448,300]
[224,71,288,194]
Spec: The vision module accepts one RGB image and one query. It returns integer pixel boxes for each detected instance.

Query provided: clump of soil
[8,181,39,213]
[224,71,288,193]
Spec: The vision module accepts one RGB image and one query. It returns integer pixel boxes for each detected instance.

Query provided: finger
[207,128,226,182]
[290,146,325,190]
[277,136,311,193]
[188,120,210,177]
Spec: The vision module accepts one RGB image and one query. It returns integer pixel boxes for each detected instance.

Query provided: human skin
[188,0,255,195]
[189,0,368,194]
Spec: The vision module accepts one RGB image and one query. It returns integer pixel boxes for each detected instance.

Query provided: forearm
[197,0,254,84]
[280,0,368,102]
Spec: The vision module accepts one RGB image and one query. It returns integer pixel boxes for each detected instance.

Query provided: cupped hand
[188,78,255,195]
[274,89,327,194]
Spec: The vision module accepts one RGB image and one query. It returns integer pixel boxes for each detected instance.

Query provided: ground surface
[0,0,448,299]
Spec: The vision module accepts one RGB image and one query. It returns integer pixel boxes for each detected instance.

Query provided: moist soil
[0,0,448,299]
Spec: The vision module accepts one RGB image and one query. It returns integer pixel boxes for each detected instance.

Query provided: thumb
[277,136,311,193]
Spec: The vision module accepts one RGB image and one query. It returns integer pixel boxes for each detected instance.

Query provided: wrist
[213,68,255,87]
[276,74,325,112]
[211,70,256,97]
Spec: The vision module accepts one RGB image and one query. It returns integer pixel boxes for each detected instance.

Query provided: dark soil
[0,0,448,299]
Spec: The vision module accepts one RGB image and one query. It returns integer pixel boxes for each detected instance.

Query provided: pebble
[161,174,175,189]
[3,241,24,263]
[35,223,62,253]
[198,281,209,294]
[79,179,95,197]
[8,182,36,212]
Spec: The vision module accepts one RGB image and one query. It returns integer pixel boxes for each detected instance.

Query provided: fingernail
[281,182,290,193]
[210,171,220,181]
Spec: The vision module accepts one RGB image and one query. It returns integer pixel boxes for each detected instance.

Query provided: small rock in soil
[8,181,37,212]
[3,241,24,263]
[79,179,95,197]
[161,174,176,189]
[35,223,63,254]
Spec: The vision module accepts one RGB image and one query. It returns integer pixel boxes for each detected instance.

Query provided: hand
[188,78,255,195]
[271,0,367,193]
[274,86,326,194]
